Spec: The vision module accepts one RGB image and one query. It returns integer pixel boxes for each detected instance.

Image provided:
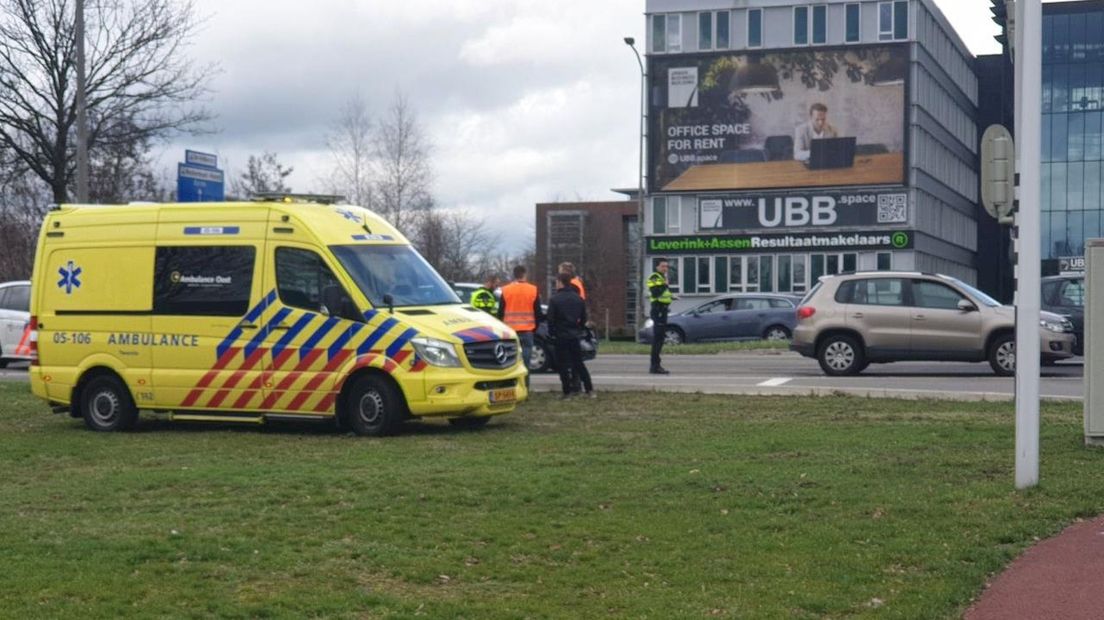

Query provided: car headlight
[410,337,462,367]
[1040,319,1067,333]
[643,318,654,329]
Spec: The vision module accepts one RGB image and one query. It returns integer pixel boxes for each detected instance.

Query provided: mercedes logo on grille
[493,342,508,365]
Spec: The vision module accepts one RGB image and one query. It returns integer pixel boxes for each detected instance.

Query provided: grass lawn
[598,339,790,355]
[1,382,1102,618]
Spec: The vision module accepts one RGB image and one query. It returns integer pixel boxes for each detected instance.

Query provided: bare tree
[326,92,374,208]
[0,168,49,280]
[373,90,432,234]
[414,208,500,282]
[89,115,167,203]
[230,151,292,197]
[0,0,214,203]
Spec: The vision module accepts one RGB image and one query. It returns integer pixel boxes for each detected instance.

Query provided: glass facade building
[1042,3,1104,261]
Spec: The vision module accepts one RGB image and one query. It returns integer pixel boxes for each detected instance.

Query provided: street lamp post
[75,0,89,202]
[624,37,646,338]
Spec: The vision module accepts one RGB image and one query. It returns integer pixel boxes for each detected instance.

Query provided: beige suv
[791,272,1075,376]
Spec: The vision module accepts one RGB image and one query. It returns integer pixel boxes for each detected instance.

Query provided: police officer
[470,274,499,315]
[498,265,542,388]
[648,259,674,375]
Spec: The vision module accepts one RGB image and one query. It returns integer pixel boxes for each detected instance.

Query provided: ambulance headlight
[411,337,462,367]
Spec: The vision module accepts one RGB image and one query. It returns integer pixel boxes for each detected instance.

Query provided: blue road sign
[177,162,225,202]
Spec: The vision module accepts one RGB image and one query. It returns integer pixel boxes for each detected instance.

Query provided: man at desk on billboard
[793,102,838,161]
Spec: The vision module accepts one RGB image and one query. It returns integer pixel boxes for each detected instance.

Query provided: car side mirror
[341,298,361,322]
[958,299,978,312]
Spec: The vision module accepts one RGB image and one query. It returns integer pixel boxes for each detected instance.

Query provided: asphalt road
[531,352,1085,402]
[2,355,1085,401]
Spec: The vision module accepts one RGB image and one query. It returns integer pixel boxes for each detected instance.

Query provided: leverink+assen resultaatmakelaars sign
[645,231,913,255]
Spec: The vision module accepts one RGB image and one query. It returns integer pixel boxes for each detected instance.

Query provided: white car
[0,280,31,367]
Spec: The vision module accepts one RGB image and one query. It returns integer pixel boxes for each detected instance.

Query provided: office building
[643,0,980,296]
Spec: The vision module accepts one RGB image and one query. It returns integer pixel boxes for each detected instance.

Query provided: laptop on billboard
[806,137,857,170]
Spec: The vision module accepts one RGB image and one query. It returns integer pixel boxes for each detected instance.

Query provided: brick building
[535,200,641,337]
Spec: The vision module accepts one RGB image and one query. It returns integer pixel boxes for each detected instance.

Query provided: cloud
[158,0,993,253]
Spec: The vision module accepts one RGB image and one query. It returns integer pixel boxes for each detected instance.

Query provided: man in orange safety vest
[498,265,543,386]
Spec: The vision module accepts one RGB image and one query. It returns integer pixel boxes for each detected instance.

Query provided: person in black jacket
[546,271,594,399]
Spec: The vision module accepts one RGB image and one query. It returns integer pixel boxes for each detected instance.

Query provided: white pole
[1014,0,1042,490]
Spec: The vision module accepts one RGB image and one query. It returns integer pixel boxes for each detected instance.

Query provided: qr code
[877,194,908,223]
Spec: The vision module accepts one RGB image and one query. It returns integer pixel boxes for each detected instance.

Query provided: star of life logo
[57,260,82,294]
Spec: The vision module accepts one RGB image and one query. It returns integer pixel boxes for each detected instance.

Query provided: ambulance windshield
[332,245,461,307]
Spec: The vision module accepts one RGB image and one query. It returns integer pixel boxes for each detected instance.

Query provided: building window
[778,255,792,292]
[794,6,809,45]
[699,12,712,50]
[716,11,730,49]
[652,14,666,53]
[793,255,808,293]
[877,252,892,270]
[729,256,744,291]
[652,197,666,234]
[846,4,861,43]
[879,1,908,41]
[667,14,682,52]
[696,257,712,293]
[759,255,774,292]
[666,196,681,233]
[748,9,762,48]
[812,5,827,44]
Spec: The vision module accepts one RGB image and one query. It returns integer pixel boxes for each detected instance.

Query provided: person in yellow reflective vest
[470,273,499,314]
[647,259,675,374]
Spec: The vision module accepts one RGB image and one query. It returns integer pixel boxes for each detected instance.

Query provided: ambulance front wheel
[345,373,404,437]
[80,373,138,432]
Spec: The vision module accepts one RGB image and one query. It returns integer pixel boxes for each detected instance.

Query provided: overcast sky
[161,0,1010,251]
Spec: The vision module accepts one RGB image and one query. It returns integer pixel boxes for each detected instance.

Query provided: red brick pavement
[966,515,1104,620]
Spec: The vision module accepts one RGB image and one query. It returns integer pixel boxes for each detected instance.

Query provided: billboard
[649,45,908,193]
[698,189,908,230]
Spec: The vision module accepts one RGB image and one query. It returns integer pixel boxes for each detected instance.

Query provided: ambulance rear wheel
[346,374,403,437]
[80,374,138,432]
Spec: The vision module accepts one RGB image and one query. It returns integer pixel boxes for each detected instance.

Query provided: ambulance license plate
[489,388,516,403]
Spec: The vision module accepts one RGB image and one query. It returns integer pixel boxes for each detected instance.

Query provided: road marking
[757,377,793,387]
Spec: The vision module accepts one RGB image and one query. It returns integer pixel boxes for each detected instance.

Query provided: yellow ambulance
[28,196,528,435]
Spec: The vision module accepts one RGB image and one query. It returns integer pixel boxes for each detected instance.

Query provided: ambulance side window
[153,246,255,316]
[276,248,358,319]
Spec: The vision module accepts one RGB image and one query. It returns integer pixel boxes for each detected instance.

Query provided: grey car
[1042,274,1084,355]
[638,294,800,344]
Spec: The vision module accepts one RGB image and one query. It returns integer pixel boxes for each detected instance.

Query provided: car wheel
[664,328,685,345]
[988,334,1015,376]
[448,416,491,429]
[80,374,138,432]
[345,374,404,437]
[762,325,791,341]
[530,342,552,373]
[0,344,7,368]
[817,334,865,376]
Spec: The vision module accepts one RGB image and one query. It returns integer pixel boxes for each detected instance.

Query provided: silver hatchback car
[790,272,1075,376]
